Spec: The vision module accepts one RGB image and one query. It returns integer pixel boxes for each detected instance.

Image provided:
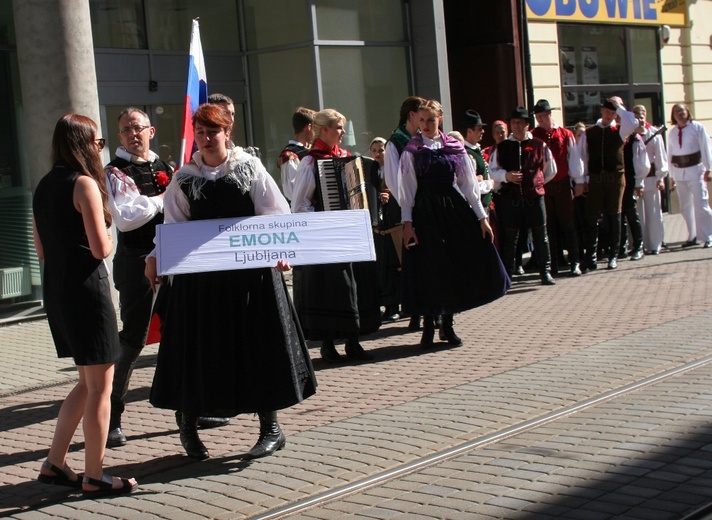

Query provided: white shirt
[105,147,166,232]
[280,140,306,201]
[667,120,712,182]
[383,140,403,202]
[627,136,651,188]
[291,155,319,214]
[488,132,557,186]
[464,141,495,194]
[640,126,669,181]
[397,134,486,222]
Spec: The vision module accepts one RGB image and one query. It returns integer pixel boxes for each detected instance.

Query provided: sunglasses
[95,138,106,151]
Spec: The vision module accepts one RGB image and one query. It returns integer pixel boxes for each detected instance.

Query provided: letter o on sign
[526,0,553,15]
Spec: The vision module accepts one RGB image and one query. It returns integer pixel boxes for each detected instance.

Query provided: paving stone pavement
[2,214,712,519]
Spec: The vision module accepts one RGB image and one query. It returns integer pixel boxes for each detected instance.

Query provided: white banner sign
[156,209,376,275]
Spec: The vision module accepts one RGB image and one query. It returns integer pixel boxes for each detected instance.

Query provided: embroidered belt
[671,151,702,168]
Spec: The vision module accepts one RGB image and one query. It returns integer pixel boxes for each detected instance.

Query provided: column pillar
[13,0,100,190]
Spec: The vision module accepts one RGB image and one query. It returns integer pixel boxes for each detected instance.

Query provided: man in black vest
[579,96,639,270]
[490,106,557,285]
[105,108,228,447]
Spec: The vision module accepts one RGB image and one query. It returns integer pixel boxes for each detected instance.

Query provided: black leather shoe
[420,317,435,347]
[681,239,699,248]
[407,316,421,331]
[630,249,643,261]
[179,415,209,460]
[320,340,342,363]
[244,411,286,460]
[705,240,712,249]
[198,417,230,429]
[440,315,463,347]
[540,272,556,285]
[106,427,127,448]
[345,340,374,361]
[570,263,582,276]
[608,257,618,270]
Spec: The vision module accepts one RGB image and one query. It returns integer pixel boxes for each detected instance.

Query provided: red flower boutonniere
[156,171,170,187]
[524,146,534,153]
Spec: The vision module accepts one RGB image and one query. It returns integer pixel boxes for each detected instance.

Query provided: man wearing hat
[460,110,495,214]
[532,99,584,276]
[490,106,557,285]
[580,96,639,270]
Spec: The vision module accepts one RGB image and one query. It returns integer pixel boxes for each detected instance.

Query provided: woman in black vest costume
[398,99,510,347]
[145,104,316,460]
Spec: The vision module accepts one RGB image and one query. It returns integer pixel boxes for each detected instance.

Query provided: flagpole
[179,18,208,167]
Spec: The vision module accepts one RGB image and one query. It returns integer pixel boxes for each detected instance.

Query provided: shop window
[91,0,147,49]
[319,46,409,154]
[243,0,310,50]
[0,1,15,46]
[316,0,405,41]
[248,47,318,177]
[558,24,661,128]
[146,0,239,52]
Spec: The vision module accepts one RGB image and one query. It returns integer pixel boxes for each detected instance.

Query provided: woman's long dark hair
[51,114,111,227]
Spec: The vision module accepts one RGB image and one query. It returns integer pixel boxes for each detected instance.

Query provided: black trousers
[620,175,643,254]
[110,244,154,423]
[545,178,580,265]
[498,195,551,276]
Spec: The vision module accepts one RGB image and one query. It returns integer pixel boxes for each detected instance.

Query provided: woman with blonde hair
[33,114,137,495]
[399,100,510,347]
[291,109,381,362]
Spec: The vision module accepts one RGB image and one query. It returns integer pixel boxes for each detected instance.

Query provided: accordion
[313,156,380,225]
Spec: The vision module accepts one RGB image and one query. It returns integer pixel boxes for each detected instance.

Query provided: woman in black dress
[398,99,510,347]
[33,114,136,494]
[145,104,316,460]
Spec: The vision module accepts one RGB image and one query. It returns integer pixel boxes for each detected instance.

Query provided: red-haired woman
[145,104,316,461]
[33,114,137,495]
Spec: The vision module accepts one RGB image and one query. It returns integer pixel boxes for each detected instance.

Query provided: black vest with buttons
[107,157,173,249]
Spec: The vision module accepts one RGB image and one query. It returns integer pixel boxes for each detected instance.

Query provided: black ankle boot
[440,314,463,346]
[420,315,435,347]
[179,413,209,460]
[244,411,286,460]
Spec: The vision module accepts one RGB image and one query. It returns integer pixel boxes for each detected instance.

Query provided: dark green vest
[465,144,492,207]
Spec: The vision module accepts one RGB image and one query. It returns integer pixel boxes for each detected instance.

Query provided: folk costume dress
[149,148,316,417]
[290,139,381,340]
[398,131,510,316]
[33,165,120,365]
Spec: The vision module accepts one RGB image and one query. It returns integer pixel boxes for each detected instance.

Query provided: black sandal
[37,460,82,488]
[82,473,137,496]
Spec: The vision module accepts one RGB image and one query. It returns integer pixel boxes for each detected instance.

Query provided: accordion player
[312,156,380,225]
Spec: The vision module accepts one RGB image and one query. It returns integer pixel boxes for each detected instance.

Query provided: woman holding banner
[145,104,316,461]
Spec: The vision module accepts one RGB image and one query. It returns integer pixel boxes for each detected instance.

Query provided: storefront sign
[156,210,376,275]
[526,0,687,27]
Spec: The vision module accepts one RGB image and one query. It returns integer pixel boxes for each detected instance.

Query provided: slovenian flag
[179,18,208,167]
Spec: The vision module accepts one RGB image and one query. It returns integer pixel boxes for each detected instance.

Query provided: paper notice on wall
[560,45,578,108]
[581,46,600,107]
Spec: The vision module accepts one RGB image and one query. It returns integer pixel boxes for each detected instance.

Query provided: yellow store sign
[526,0,687,26]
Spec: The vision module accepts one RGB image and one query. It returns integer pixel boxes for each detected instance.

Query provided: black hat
[460,109,486,128]
[601,99,617,111]
[509,106,531,121]
[533,99,556,113]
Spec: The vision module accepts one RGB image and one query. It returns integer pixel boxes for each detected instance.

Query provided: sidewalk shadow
[513,422,712,519]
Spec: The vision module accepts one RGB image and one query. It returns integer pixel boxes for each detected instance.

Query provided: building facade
[0,0,708,315]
